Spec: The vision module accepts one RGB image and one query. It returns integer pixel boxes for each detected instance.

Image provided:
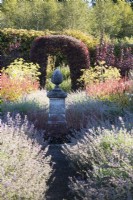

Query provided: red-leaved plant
[86,78,132,106]
[30,35,90,90]
[1,73,39,101]
[86,79,131,97]
[96,42,133,76]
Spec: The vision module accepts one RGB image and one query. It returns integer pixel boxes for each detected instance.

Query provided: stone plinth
[46,69,68,142]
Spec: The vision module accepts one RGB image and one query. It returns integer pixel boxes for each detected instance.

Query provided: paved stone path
[45,144,75,200]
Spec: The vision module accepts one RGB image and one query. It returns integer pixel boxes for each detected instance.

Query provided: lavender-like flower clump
[63,119,133,200]
[0,113,51,200]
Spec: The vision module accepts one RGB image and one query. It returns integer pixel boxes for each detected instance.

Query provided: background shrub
[0,28,52,67]
[62,29,98,49]
[80,61,121,86]
[0,28,132,67]
[0,114,51,200]
[1,58,40,101]
[95,42,133,77]
[2,58,41,81]
[1,73,39,102]
[45,56,71,92]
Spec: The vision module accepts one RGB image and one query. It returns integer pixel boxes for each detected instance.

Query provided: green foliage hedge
[0,28,52,65]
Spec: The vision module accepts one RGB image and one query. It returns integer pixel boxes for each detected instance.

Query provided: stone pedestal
[46,69,68,142]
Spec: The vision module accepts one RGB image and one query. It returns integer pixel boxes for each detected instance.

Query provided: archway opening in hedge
[30,35,90,90]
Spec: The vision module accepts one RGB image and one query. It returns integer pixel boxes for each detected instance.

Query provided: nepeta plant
[63,119,133,200]
[0,113,51,200]
[1,90,49,130]
[2,89,132,132]
[66,91,125,130]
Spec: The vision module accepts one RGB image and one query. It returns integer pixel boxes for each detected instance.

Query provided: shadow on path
[45,144,75,200]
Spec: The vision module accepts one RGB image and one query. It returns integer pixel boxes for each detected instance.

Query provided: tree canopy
[0,0,133,38]
[87,0,133,37]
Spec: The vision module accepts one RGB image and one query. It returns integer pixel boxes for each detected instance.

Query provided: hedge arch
[30,35,90,90]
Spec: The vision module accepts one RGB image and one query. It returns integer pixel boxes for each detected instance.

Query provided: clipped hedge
[30,35,90,90]
[0,28,53,67]
[0,28,132,80]
[0,28,96,68]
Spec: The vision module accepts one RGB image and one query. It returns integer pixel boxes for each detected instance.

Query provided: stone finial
[51,69,63,88]
[47,69,67,99]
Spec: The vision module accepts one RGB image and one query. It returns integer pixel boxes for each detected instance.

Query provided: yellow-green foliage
[62,29,98,49]
[0,28,51,37]
[80,61,121,85]
[100,93,129,107]
[114,36,133,45]
[100,131,133,152]
[1,74,39,102]
[46,56,71,92]
[1,59,40,101]
[0,28,55,59]
[2,58,41,81]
